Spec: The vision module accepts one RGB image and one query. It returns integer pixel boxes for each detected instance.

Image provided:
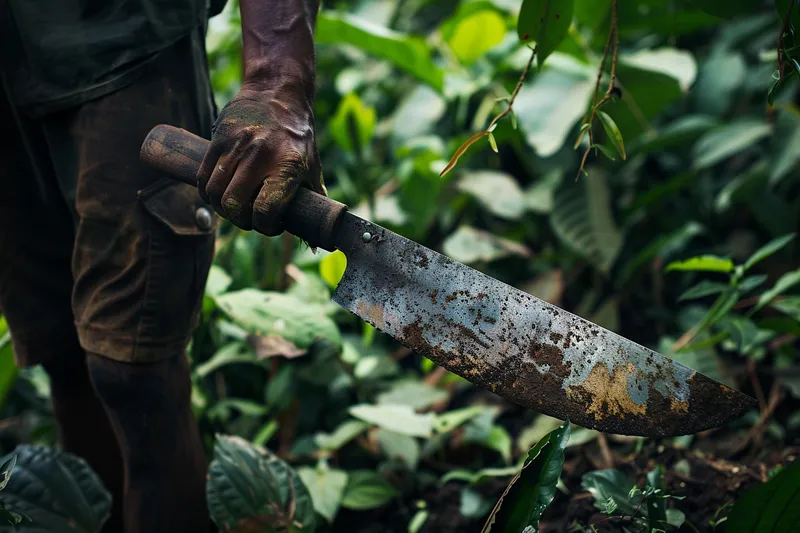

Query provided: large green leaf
[514,58,595,157]
[341,471,397,511]
[215,289,341,348]
[581,469,639,515]
[457,170,526,220]
[0,445,111,532]
[206,435,316,532]
[481,419,570,532]
[727,459,800,532]
[349,404,435,437]
[550,170,623,273]
[444,8,507,65]
[442,226,531,264]
[315,12,444,91]
[296,465,348,523]
[0,317,18,411]
[693,120,772,170]
[517,0,575,68]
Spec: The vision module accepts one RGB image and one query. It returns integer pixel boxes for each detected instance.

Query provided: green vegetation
[2,0,800,531]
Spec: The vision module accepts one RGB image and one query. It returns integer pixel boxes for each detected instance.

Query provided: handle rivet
[362,232,373,243]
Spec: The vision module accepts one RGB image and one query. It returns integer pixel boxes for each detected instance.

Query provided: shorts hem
[8,324,79,368]
[76,323,192,364]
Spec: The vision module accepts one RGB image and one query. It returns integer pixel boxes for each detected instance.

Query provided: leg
[0,76,124,532]
[86,353,208,533]
[55,29,217,533]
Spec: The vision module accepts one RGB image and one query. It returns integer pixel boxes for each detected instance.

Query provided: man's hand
[197,80,325,235]
[197,0,324,235]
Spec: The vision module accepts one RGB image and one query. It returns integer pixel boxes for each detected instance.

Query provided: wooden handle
[140,124,347,251]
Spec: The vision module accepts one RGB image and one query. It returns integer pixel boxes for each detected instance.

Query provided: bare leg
[86,352,209,533]
[42,346,124,533]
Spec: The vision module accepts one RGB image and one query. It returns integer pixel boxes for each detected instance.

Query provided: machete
[141,124,756,437]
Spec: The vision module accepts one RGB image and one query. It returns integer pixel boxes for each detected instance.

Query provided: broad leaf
[0,445,111,533]
[375,429,421,470]
[376,381,449,410]
[341,471,397,510]
[314,421,369,451]
[517,0,575,68]
[458,171,526,220]
[581,469,639,516]
[206,435,316,532]
[297,465,348,523]
[349,404,435,437]
[550,170,623,273]
[435,406,489,433]
[727,459,800,532]
[315,12,444,91]
[442,226,531,264]
[445,9,507,65]
[693,120,772,170]
[666,255,734,273]
[319,250,348,289]
[330,93,376,155]
[482,420,570,532]
[195,342,258,378]
[679,281,729,301]
[215,289,341,348]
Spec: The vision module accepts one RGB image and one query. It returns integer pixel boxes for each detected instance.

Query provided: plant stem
[487,46,537,131]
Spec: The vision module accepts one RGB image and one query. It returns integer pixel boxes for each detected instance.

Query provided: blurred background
[2,0,800,531]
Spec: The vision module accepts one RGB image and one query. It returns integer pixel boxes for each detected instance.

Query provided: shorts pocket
[137,180,216,350]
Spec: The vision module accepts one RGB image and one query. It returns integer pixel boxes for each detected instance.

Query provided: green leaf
[297,465,348,523]
[517,0,576,68]
[719,316,761,354]
[550,170,623,273]
[376,380,449,410]
[461,487,493,519]
[666,255,734,273]
[205,264,233,297]
[341,471,397,510]
[442,226,531,264]
[315,12,444,91]
[330,93,376,155]
[596,111,626,160]
[744,233,796,270]
[0,509,24,526]
[0,445,111,532]
[319,250,348,289]
[645,466,667,531]
[514,61,595,157]
[693,120,772,170]
[408,509,428,533]
[435,406,490,433]
[727,459,800,532]
[457,171,526,220]
[516,415,563,454]
[349,404,435,438]
[375,429,421,470]
[314,420,369,451]
[771,109,800,184]
[488,132,499,153]
[207,435,316,532]
[195,342,258,378]
[738,275,769,294]
[581,469,639,516]
[0,454,16,491]
[755,269,800,312]
[590,143,617,161]
[0,317,18,411]
[215,289,341,348]
[440,131,490,177]
[481,420,570,532]
[679,281,729,301]
[445,9,507,65]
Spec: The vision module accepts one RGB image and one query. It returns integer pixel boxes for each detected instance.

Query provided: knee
[86,352,192,413]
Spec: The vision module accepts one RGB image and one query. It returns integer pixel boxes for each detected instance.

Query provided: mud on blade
[331,213,755,437]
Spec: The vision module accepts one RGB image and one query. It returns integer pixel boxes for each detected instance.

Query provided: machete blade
[332,212,756,437]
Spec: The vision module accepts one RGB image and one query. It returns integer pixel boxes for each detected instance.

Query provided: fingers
[221,144,271,230]
[253,173,301,237]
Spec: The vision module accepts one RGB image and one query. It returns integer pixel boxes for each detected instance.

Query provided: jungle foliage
[2,0,800,531]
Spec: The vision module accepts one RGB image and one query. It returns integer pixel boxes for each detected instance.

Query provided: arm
[197,0,326,235]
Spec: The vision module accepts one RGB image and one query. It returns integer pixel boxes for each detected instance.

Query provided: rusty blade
[332,213,756,437]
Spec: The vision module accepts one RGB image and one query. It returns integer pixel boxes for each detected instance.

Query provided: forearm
[239,0,319,93]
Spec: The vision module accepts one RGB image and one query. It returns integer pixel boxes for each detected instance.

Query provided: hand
[197,79,326,235]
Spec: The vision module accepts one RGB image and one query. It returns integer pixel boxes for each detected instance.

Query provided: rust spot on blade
[356,300,384,326]
[566,364,646,421]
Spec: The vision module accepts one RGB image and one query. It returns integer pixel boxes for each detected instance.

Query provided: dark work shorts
[0,29,218,366]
